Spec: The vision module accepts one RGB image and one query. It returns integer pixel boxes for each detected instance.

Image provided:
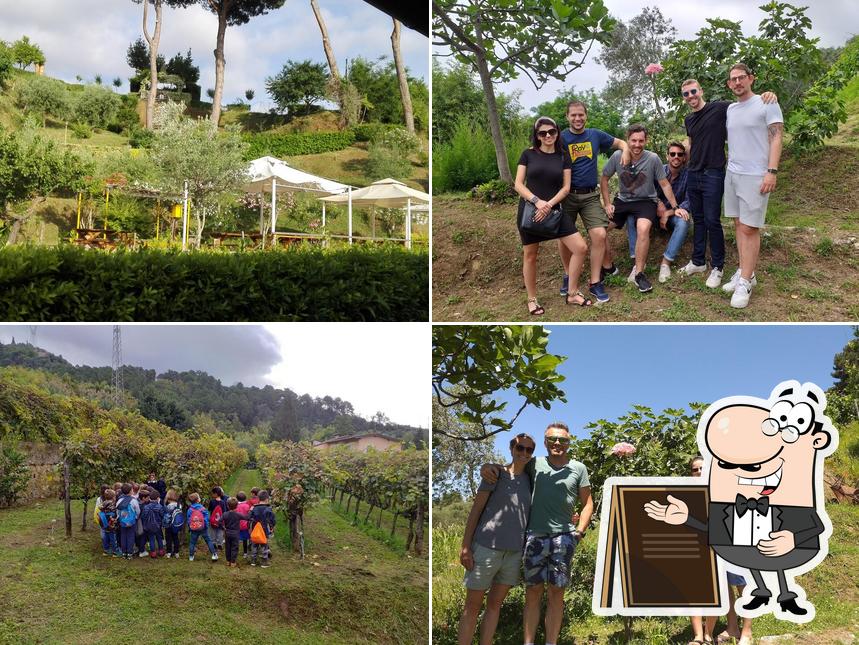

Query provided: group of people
[514,63,783,314]
[93,472,277,568]
[457,429,755,645]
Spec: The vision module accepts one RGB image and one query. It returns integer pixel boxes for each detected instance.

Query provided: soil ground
[432,145,859,322]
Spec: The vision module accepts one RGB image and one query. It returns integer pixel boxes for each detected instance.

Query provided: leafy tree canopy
[433,325,567,440]
[11,36,45,70]
[126,36,165,72]
[165,48,200,86]
[532,87,625,141]
[266,59,329,115]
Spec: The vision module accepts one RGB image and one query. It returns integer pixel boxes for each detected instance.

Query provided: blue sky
[488,324,854,455]
[1,1,427,113]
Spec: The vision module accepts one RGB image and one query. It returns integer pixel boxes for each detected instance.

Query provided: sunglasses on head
[667,151,686,158]
[515,444,535,454]
[537,128,558,138]
[682,88,699,97]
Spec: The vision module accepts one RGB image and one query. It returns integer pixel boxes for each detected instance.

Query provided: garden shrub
[0,440,29,508]
[352,122,398,142]
[128,126,155,149]
[15,75,69,124]
[367,127,419,180]
[242,130,356,159]
[72,85,121,129]
[471,178,517,203]
[70,122,92,139]
[0,244,428,321]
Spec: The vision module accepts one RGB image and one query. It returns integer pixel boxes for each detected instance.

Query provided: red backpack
[210,502,224,529]
[189,506,206,531]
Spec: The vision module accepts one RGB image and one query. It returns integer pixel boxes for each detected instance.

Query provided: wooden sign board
[593,477,727,615]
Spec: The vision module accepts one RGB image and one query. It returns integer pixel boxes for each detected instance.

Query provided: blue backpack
[117,497,138,528]
[163,506,184,531]
[142,503,162,534]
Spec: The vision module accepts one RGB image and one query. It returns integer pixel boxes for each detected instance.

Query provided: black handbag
[521,200,564,236]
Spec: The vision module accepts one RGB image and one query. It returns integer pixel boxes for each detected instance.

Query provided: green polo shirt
[526,456,590,536]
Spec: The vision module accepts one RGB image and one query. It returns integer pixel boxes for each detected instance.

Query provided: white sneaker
[165,553,171,559]
[658,263,671,283]
[680,261,707,275]
[139,551,148,558]
[722,268,757,293]
[189,555,195,561]
[211,554,219,561]
[705,268,724,288]
[731,277,753,308]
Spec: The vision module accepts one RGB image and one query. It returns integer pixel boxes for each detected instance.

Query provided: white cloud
[264,322,428,428]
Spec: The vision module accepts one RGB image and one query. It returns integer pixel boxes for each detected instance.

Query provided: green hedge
[242,130,356,159]
[0,245,428,321]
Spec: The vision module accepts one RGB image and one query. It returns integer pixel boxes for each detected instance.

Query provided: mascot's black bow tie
[735,494,770,518]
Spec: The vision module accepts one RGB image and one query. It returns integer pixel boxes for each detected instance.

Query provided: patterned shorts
[523,532,578,587]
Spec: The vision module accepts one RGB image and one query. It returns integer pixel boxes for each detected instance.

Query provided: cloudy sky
[0,323,428,428]
[1,0,428,112]
[433,0,859,111]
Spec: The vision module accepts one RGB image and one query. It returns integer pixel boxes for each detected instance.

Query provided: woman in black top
[514,117,591,314]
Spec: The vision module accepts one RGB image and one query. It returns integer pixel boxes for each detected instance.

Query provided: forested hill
[0,341,427,448]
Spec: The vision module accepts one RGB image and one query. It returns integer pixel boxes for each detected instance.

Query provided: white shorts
[724,171,769,228]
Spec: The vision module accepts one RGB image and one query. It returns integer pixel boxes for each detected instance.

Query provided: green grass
[433,504,859,644]
[0,471,427,644]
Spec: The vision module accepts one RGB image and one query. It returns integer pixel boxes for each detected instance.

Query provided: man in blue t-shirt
[558,100,629,304]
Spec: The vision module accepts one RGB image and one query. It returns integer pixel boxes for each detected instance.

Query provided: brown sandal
[566,291,593,307]
[527,297,545,316]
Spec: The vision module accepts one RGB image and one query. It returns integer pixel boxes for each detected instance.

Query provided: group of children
[94,476,277,568]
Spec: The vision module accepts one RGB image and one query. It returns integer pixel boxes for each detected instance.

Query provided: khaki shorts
[463,542,522,590]
[563,191,607,230]
[724,171,769,228]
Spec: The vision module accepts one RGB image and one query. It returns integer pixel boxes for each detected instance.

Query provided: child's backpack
[117,497,138,528]
[99,510,117,531]
[250,520,267,545]
[188,506,206,531]
[170,507,185,531]
[142,504,161,534]
[210,502,224,529]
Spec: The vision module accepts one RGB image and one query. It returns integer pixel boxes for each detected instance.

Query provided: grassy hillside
[433,85,859,322]
[0,470,428,644]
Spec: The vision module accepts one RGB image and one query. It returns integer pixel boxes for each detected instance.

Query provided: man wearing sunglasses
[482,423,593,645]
[722,63,784,308]
[678,79,777,291]
[653,142,691,283]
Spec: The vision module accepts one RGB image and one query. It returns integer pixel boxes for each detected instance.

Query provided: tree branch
[432,1,482,56]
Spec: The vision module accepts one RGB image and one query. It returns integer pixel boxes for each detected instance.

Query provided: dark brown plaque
[599,484,721,609]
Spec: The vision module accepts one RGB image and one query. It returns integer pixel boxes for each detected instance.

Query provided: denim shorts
[463,542,523,590]
[523,532,578,587]
[727,571,747,586]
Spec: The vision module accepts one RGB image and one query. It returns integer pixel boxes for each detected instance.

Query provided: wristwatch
[529,195,539,205]
[767,168,778,174]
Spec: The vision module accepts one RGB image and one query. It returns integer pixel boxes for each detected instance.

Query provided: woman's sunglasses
[514,444,535,454]
[537,128,558,138]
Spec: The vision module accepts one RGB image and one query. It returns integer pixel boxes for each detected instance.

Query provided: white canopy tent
[319,178,430,248]
[244,156,352,240]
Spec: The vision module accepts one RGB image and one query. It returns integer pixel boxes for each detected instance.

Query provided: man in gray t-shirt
[600,124,688,294]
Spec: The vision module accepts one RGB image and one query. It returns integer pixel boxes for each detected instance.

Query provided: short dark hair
[258,490,270,502]
[99,484,109,496]
[690,455,704,471]
[236,491,247,502]
[227,497,238,510]
[545,422,570,434]
[139,490,150,500]
[729,63,752,77]
[626,123,647,138]
[566,100,588,115]
[211,486,223,497]
[150,491,160,502]
[667,141,686,153]
[251,487,260,496]
[509,432,536,450]
[121,483,131,495]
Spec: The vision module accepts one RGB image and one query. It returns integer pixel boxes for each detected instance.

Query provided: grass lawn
[0,470,428,644]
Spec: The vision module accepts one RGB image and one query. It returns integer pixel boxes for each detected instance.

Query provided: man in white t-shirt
[722,63,784,308]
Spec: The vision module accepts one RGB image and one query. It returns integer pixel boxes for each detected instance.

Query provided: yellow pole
[104,187,110,239]
[75,192,82,229]
[156,199,160,240]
